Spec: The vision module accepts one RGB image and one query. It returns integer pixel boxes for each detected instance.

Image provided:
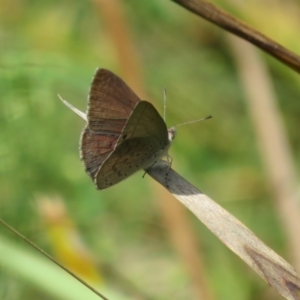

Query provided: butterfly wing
[80,129,118,179]
[87,68,140,133]
[96,101,170,189]
[116,101,168,146]
[80,69,141,180]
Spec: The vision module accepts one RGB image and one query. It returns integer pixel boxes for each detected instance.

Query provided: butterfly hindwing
[117,101,169,146]
[96,101,170,189]
[96,136,164,189]
[80,128,119,179]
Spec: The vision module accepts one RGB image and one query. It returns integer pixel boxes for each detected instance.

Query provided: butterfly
[80,69,175,189]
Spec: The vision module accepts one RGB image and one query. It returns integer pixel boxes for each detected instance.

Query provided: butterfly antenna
[58,94,87,122]
[173,115,212,128]
[163,87,167,122]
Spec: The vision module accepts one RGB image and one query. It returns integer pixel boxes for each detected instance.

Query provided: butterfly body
[80,69,174,189]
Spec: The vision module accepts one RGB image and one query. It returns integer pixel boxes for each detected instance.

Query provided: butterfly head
[168,127,176,142]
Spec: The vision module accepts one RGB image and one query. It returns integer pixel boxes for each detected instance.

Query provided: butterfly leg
[163,155,173,188]
[143,161,158,178]
[166,154,173,173]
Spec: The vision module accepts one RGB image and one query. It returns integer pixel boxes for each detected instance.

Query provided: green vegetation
[1,1,300,299]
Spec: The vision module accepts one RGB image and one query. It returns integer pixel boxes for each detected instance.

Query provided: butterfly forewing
[88,69,140,133]
[96,101,170,189]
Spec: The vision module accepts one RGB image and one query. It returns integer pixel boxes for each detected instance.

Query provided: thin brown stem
[171,0,300,73]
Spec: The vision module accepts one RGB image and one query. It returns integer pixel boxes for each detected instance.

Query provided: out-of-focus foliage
[1,0,300,299]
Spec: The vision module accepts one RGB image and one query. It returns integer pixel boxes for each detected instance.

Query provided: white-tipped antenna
[173,115,212,128]
[58,94,87,122]
[163,87,167,122]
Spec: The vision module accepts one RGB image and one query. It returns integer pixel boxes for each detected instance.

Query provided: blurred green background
[1,0,300,299]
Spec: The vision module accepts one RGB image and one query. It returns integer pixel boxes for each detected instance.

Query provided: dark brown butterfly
[80,69,175,189]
